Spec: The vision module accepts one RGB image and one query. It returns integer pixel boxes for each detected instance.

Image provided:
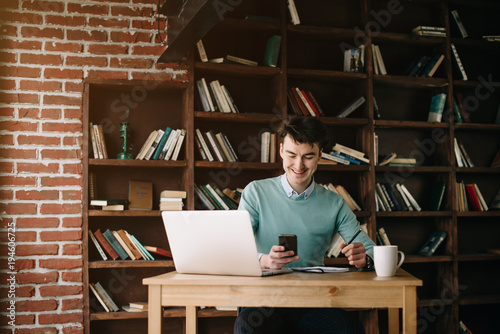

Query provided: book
[225,55,258,66]
[112,230,136,260]
[377,227,391,245]
[336,96,366,118]
[101,204,125,211]
[490,189,500,210]
[159,201,183,211]
[221,85,239,113]
[89,283,110,312]
[95,282,119,312]
[264,35,281,67]
[373,45,387,75]
[122,305,148,313]
[144,129,164,160]
[158,127,176,160]
[128,181,153,210]
[450,43,467,81]
[261,131,271,163]
[458,320,472,334]
[160,189,187,198]
[473,183,488,211]
[428,182,446,211]
[127,232,154,260]
[465,184,482,211]
[117,229,142,260]
[450,10,468,38]
[93,229,119,260]
[423,54,445,77]
[152,126,172,160]
[196,40,208,62]
[321,152,350,165]
[287,0,300,25]
[89,229,108,261]
[210,80,232,113]
[335,185,361,211]
[399,184,422,211]
[135,130,157,160]
[129,301,148,310]
[427,93,447,122]
[171,129,186,161]
[102,229,129,260]
[96,125,108,159]
[205,130,225,162]
[195,184,216,210]
[90,199,128,207]
[490,150,500,168]
[343,48,362,73]
[418,231,447,256]
[195,128,214,161]
[223,188,241,205]
[378,152,397,166]
[89,122,99,159]
[326,232,344,258]
[215,132,234,162]
[144,246,172,258]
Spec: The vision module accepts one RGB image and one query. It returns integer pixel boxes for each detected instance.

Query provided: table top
[143,269,422,287]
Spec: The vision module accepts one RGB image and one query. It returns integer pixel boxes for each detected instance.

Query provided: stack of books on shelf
[261,131,276,163]
[321,143,369,166]
[456,182,489,212]
[326,223,368,258]
[90,282,119,313]
[412,26,446,37]
[159,189,187,211]
[427,93,447,123]
[378,153,417,167]
[195,129,238,162]
[375,182,422,212]
[372,44,387,75]
[287,86,325,117]
[196,78,240,113]
[123,301,148,313]
[343,46,364,73]
[89,123,108,159]
[90,198,128,211]
[89,229,156,261]
[454,139,474,167]
[320,183,361,212]
[376,227,391,246]
[402,54,445,78]
[136,127,186,161]
[195,184,240,210]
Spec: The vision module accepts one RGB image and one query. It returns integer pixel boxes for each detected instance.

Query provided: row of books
[195,184,241,210]
[320,143,369,166]
[260,131,277,163]
[287,86,325,117]
[90,282,119,312]
[412,26,446,38]
[457,182,489,212]
[89,228,171,261]
[195,129,238,162]
[320,183,361,212]
[196,78,239,113]
[89,123,108,159]
[375,182,422,212]
[403,53,445,78]
[454,139,474,168]
[136,127,186,161]
[372,44,387,75]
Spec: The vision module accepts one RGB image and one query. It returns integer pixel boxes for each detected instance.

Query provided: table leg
[403,286,417,334]
[186,306,198,334]
[388,308,399,334]
[148,285,162,334]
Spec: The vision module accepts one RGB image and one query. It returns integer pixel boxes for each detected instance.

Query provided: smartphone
[279,234,297,257]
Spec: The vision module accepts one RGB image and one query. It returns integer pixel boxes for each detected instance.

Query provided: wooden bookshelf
[82,1,499,333]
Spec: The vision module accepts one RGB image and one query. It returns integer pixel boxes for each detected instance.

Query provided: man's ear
[279,142,283,159]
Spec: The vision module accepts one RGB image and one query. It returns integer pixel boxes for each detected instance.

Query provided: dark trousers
[234,307,365,334]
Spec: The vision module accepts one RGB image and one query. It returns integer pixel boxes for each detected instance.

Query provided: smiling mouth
[291,169,306,175]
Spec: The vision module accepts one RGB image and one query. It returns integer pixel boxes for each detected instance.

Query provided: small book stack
[260,132,277,163]
[412,26,446,37]
[343,46,364,73]
[89,229,155,261]
[123,301,148,313]
[287,86,325,117]
[196,78,240,114]
[159,189,187,211]
[136,127,186,161]
[90,198,128,211]
[454,139,474,167]
[195,129,238,162]
[456,181,488,212]
[376,227,391,246]
[321,143,369,165]
[326,223,368,258]
[194,184,240,210]
[90,282,119,312]
[375,182,422,212]
[89,123,108,159]
[402,54,445,77]
[320,183,362,212]
[371,44,387,75]
[378,153,417,167]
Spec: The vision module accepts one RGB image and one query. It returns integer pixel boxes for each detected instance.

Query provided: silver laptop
[162,210,292,277]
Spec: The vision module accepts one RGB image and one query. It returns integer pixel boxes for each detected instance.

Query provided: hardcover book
[418,231,447,256]
[427,93,447,122]
[128,181,153,211]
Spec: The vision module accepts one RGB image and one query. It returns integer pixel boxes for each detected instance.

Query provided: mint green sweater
[238,175,375,267]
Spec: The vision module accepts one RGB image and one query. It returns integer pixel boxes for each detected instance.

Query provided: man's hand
[260,245,299,269]
[340,242,366,269]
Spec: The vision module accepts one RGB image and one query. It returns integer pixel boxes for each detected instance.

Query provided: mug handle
[396,251,405,269]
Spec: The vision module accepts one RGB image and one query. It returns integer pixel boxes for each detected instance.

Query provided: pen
[345,228,362,246]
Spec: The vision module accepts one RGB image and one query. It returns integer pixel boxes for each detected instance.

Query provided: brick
[14,259,36,271]
[88,44,128,55]
[64,82,83,93]
[111,6,153,17]
[0,79,16,91]
[43,95,81,106]
[45,41,83,53]
[0,52,16,63]
[41,149,81,160]
[0,107,15,117]
[88,17,129,29]
[0,286,34,298]
[16,271,58,285]
[16,190,59,201]
[63,108,82,119]
[0,148,37,159]
[18,108,40,119]
[67,3,108,15]
[0,0,18,10]
[62,244,81,255]
[20,54,63,66]
[131,45,166,56]
[110,31,151,43]
[61,271,82,283]
[38,312,83,325]
[41,176,81,187]
[18,135,60,146]
[62,135,81,146]
[87,70,128,80]
[110,57,153,69]
[0,134,14,145]
[0,11,43,25]
[62,326,83,334]
[16,300,58,312]
[41,108,62,119]
[17,217,60,228]
[61,189,82,200]
[0,39,42,51]
[66,56,107,67]
[40,203,81,215]
[0,92,39,104]
[62,217,81,228]
[0,161,13,173]
[0,202,37,215]
[40,230,82,242]
[0,24,18,37]
[45,15,86,27]
[17,244,59,256]
[0,190,13,200]
[0,230,36,242]
[131,72,174,81]
[39,285,82,297]
[22,1,65,13]
[40,258,82,270]
[19,80,62,92]
[67,29,106,42]
[132,19,165,30]
[15,328,58,334]
[61,298,83,311]
[9,314,35,326]
[21,27,64,39]
[17,163,59,174]
[44,68,83,80]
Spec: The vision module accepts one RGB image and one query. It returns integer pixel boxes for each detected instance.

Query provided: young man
[234,117,375,334]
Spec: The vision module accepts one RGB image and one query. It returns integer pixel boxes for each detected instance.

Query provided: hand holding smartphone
[279,234,297,257]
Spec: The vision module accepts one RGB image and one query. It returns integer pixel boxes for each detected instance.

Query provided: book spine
[95,282,119,312]
[451,10,468,38]
[164,129,180,161]
[195,184,216,210]
[205,130,225,162]
[195,128,214,161]
[103,229,129,260]
[171,129,186,161]
[153,127,172,160]
[89,283,110,312]
[93,229,119,260]
[196,40,208,62]
[450,43,468,80]
[89,230,108,261]
[336,96,366,118]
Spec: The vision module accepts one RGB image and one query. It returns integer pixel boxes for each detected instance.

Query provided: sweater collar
[280,173,315,199]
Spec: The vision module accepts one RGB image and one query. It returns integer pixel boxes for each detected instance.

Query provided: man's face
[279,135,321,193]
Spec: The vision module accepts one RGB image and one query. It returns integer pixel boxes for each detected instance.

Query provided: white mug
[373,245,405,277]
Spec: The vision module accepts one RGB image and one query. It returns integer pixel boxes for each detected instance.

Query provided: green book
[452,98,464,123]
[428,182,446,211]
[103,229,129,260]
[264,35,281,67]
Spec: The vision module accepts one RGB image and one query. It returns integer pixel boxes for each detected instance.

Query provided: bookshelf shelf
[88,210,162,217]
[453,123,500,131]
[194,111,281,124]
[375,166,452,173]
[374,32,446,45]
[194,62,280,78]
[373,75,449,88]
[287,68,368,82]
[194,161,282,170]
[376,211,453,218]
[404,255,454,263]
[457,253,500,262]
[459,295,500,306]
[88,260,174,269]
[455,167,500,174]
[287,25,361,40]
[375,120,450,129]
[456,211,500,217]
[89,159,188,168]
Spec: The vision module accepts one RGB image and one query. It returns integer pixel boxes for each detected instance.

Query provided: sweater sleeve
[237,182,260,233]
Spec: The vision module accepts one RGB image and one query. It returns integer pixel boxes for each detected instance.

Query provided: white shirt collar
[280,173,315,199]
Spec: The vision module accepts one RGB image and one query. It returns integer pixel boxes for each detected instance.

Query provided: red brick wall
[0,1,187,332]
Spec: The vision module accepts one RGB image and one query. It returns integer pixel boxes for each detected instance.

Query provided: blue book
[408,55,428,76]
[427,93,447,122]
[152,126,172,160]
[329,151,361,165]
[129,234,155,260]
[102,229,129,260]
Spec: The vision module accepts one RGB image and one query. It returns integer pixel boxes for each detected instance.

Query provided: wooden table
[143,269,422,334]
